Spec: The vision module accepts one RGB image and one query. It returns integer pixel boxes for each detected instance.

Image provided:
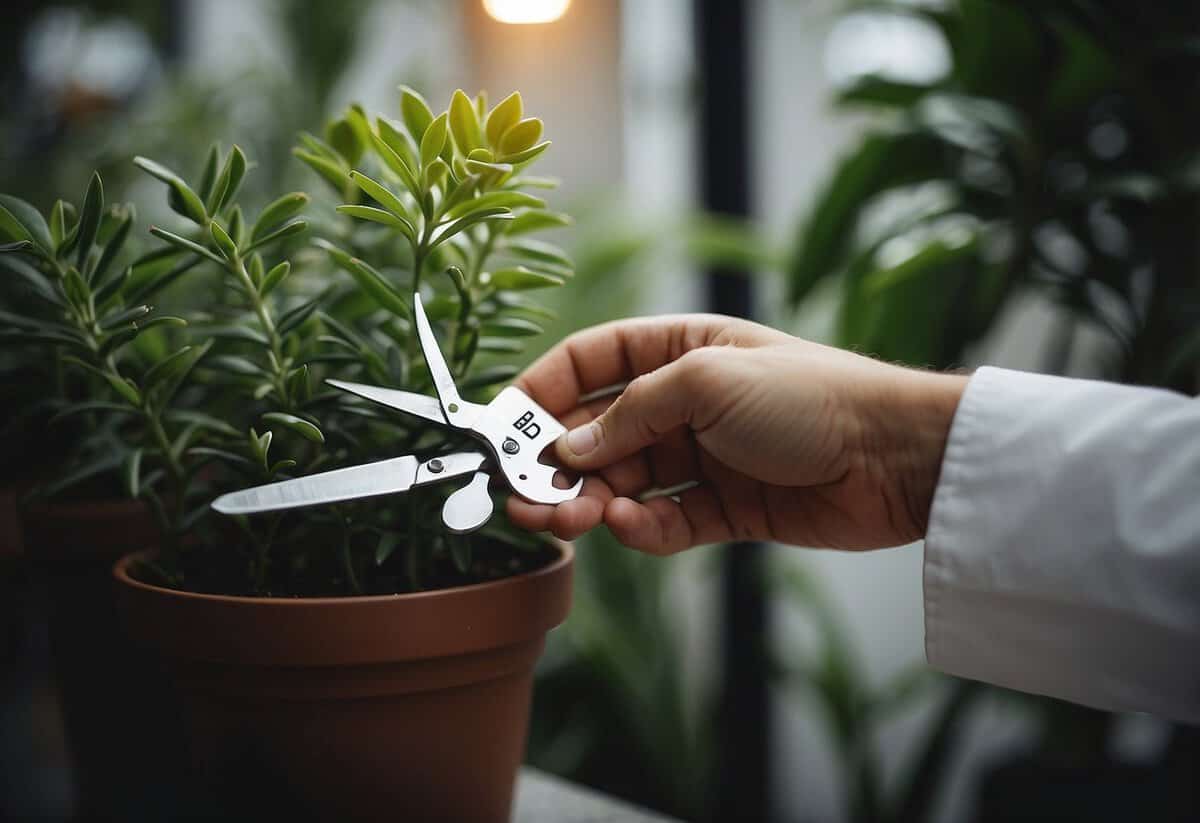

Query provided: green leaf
[315,239,411,319]
[486,91,523,147]
[144,339,213,406]
[207,145,248,214]
[100,304,151,330]
[149,226,224,265]
[375,531,399,566]
[136,315,188,333]
[227,205,245,246]
[0,240,31,254]
[197,143,221,203]
[399,85,435,143]
[209,221,238,260]
[506,209,572,235]
[49,200,67,250]
[377,117,418,171]
[75,172,104,269]
[335,205,416,243]
[349,171,413,224]
[277,296,321,336]
[484,266,564,290]
[464,158,514,176]
[445,191,545,221]
[500,141,551,166]
[143,346,196,390]
[252,192,309,242]
[260,261,291,296]
[124,256,203,304]
[165,409,239,438]
[836,75,932,108]
[420,112,449,168]
[0,195,52,253]
[242,220,306,254]
[460,364,520,391]
[262,411,324,444]
[505,238,571,268]
[48,400,136,425]
[477,337,524,354]
[212,355,265,376]
[327,117,366,166]
[481,316,544,337]
[368,133,421,199]
[93,208,132,285]
[431,207,514,247]
[498,117,543,155]
[292,148,350,195]
[449,89,483,154]
[133,156,208,225]
[123,448,143,498]
[106,371,142,406]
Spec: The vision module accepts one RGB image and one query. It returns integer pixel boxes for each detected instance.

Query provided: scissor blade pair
[211,456,419,515]
[327,379,447,426]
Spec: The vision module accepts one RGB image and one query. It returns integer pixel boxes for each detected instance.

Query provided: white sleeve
[924,366,1200,724]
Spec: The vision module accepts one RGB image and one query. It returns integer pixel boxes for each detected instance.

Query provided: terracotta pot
[21,498,187,820]
[114,542,574,823]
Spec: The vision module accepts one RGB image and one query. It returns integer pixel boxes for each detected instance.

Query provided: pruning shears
[211,292,582,533]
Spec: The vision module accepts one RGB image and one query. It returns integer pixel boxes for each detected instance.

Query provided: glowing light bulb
[482,0,571,25]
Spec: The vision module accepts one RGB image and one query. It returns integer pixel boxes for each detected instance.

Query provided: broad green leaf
[445,191,544,221]
[484,266,564,290]
[787,129,942,306]
[209,221,238,260]
[123,448,143,498]
[253,192,309,242]
[498,117,543,155]
[424,157,449,190]
[260,261,291,296]
[464,158,513,176]
[440,174,482,216]
[486,92,523,147]
[431,207,513,247]
[242,220,306,254]
[421,112,449,168]
[449,88,483,154]
[133,156,208,225]
[262,411,324,444]
[399,85,435,142]
[149,226,224,265]
[227,205,245,246]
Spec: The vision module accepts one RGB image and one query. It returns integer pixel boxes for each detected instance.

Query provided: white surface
[926,366,1200,723]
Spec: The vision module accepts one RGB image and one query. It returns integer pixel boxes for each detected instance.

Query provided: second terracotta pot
[114,542,574,822]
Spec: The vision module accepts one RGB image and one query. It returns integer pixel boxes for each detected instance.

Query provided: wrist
[866,368,968,542]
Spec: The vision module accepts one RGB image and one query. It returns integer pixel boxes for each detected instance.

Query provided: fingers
[555,348,722,472]
[506,475,613,541]
[604,484,732,555]
[517,314,778,416]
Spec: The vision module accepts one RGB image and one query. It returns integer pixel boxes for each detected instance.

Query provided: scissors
[211,292,582,533]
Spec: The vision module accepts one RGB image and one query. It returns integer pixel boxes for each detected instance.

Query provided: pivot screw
[502,438,520,455]
[428,458,445,473]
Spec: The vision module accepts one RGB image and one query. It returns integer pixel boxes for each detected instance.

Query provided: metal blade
[413,292,479,427]
[211,456,419,515]
[327,379,446,426]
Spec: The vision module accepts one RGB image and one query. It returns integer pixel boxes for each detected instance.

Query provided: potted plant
[0,87,574,820]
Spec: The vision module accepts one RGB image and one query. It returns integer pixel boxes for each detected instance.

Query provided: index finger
[516,313,750,416]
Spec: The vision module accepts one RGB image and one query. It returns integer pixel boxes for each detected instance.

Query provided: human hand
[506,314,967,554]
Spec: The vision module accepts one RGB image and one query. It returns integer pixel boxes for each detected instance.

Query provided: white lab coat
[924,366,1200,724]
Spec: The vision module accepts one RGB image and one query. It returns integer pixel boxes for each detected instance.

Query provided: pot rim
[113,540,573,606]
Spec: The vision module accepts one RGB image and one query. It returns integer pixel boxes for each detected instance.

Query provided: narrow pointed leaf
[252,193,309,242]
[262,412,324,444]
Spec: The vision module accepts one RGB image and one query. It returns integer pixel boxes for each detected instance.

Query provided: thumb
[555,353,707,471]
